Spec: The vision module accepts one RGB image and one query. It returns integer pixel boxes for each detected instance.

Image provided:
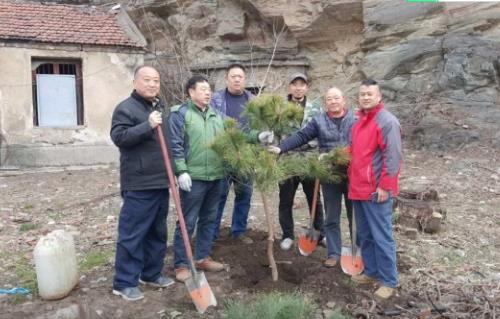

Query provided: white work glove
[148,111,162,128]
[258,131,274,144]
[267,146,281,154]
[177,173,192,192]
[318,153,328,160]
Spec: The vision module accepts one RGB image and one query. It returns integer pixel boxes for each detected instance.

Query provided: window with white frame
[31,59,84,127]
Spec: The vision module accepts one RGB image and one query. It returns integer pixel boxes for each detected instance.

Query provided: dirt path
[0,146,499,318]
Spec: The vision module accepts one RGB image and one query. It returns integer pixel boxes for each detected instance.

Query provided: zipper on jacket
[367,165,374,189]
[204,114,208,180]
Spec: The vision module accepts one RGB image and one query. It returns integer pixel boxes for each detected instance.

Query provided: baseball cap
[288,72,308,84]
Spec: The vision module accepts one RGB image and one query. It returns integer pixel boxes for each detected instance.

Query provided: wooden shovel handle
[309,178,320,228]
[156,126,196,270]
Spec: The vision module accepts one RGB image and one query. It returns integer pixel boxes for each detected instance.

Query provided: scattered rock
[403,227,419,240]
[169,310,182,318]
[95,277,107,283]
[322,309,335,318]
[35,304,80,319]
[11,213,32,223]
[326,301,336,309]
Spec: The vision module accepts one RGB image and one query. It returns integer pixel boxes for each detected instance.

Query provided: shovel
[298,178,321,256]
[156,126,217,314]
[340,206,364,275]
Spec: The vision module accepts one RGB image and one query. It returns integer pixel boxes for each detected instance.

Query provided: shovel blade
[185,271,217,314]
[340,246,364,275]
[297,227,320,256]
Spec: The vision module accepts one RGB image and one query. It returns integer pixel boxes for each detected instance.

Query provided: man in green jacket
[168,75,274,282]
[168,75,226,282]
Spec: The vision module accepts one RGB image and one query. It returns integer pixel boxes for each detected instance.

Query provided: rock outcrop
[124,0,500,150]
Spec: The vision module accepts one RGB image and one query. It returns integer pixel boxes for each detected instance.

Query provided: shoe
[175,268,191,283]
[351,273,378,284]
[195,257,224,272]
[324,258,338,268]
[280,238,293,251]
[139,275,175,288]
[233,234,254,244]
[112,287,144,301]
[374,286,395,299]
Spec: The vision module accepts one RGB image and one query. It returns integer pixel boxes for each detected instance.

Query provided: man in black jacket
[110,65,174,301]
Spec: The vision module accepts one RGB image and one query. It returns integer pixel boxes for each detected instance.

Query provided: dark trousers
[113,189,169,290]
[173,180,223,268]
[322,180,352,259]
[278,176,324,240]
[213,175,253,240]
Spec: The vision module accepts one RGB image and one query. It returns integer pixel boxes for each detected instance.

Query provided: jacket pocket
[139,151,163,175]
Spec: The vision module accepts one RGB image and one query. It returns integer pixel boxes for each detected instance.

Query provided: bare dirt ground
[0,145,499,319]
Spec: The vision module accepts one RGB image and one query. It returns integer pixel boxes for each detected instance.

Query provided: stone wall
[0,43,143,166]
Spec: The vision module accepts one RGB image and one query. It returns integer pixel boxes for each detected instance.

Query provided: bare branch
[258,19,286,97]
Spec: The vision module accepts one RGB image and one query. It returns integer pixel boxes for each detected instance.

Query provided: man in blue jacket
[210,63,255,244]
[110,65,174,301]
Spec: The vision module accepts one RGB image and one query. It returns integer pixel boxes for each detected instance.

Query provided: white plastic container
[34,229,79,300]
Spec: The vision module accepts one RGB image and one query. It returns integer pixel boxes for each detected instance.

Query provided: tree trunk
[260,191,278,281]
[395,189,445,234]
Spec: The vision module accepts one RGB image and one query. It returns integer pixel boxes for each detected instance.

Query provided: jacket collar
[327,107,347,119]
[358,102,384,119]
[187,100,217,117]
[131,90,162,111]
[288,94,307,108]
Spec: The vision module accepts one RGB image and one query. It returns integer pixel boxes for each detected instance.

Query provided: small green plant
[340,276,356,288]
[328,309,351,319]
[14,258,37,292]
[23,204,34,210]
[225,292,313,319]
[79,250,114,273]
[5,256,37,304]
[391,209,400,224]
[48,211,62,221]
[19,223,37,232]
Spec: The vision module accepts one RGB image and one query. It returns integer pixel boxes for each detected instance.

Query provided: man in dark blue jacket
[268,87,355,267]
[110,66,174,301]
[210,63,255,244]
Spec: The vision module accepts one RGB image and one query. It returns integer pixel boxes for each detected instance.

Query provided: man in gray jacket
[269,87,355,267]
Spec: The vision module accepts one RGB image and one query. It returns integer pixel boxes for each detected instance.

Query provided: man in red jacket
[348,79,402,300]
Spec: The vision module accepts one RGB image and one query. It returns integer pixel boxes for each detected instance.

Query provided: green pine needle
[211,119,285,192]
[243,94,304,141]
[279,147,351,184]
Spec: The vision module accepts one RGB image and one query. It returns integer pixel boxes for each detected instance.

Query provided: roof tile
[0,0,143,48]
